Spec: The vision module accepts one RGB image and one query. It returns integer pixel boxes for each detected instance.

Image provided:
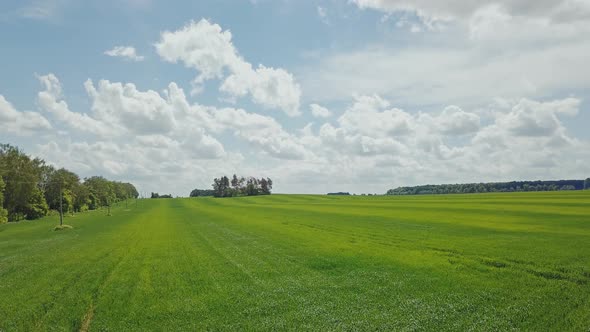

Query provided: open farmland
[1,192,589,331]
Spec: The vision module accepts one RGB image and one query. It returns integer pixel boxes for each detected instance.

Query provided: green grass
[1,191,589,331]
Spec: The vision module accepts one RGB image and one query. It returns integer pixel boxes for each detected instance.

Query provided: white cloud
[0,94,51,135]
[310,103,332,118]
[37,74,114,136]
[155,19,301,116]
[104,46,145,61]
[298,38,590,108]
[294,94,588,191]
[19,0,68,21]
[433,106,480,136]
[338,95,413,138]
[495,97,579,137]
[350,0,590,24]
[26,83,590,195]
[84,79,176,135]
[212,107,308,159]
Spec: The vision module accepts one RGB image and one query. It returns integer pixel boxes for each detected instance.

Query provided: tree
[72,182,90,212]
[259,178,272,195]
[231,174,239,191]
[0,144,49,221]
[45,168,80,214]
[585,178,590,190]
[211,175,272,197]
[0,143,139,221]
[189,189,214,197]
[84,176,115,209]
[0,177,7,224]
[23,187,48,220]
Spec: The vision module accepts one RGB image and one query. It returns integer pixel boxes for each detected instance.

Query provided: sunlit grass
[0,191,589,330]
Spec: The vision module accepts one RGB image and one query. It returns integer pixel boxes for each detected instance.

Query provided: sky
[1,0,589,196]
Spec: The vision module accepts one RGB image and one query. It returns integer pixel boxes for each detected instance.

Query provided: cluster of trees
[151,193,173,199]
[212,175,272,197]
[327,192,350,196]
[0,144,138,223]
[387,179,590,196]
[189,189,214,197]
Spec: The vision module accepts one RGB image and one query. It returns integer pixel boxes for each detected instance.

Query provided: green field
[1,192,589,331]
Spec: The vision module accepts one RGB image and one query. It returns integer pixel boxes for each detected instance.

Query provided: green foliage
[0,144,49,221]
[151,192,172,199]
[0,177,6,224]
[0,143,138,221]
[23,187,49,220]
[585,178,590,190]
[0,192,589,330]
[189,188,214,197]
[388,179,587,195]
[44,168,80,213]
[212,174,272,197]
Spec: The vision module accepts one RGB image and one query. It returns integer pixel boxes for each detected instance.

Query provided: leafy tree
[259,178,272,195]
[0,144,49,221]
[151,192,172,198]
[0,177,7,224]
[72,183,90,212]
[585,178,590,190]
[23,187,49,220]
[211,175,272,197]
[0,143,139,221]
[231,174,239,191]
[189,189,214,197]
[84,176,115,209]
[44,168,80,213]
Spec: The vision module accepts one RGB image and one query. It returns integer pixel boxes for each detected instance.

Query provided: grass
[53,224,73,231]
[0,191,589,330]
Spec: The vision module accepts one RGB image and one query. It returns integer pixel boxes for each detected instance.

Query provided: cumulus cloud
[155,19,301,116]
[213,107,307,159]
[26,83,590,195]
[0,94,51,135]
[310,103,332,118]
[495,97,579,137]
[433,106,480,136]
[104,46,145,61]
[37,74,114,136]
[84,79,176,135]
[338,95,413,138]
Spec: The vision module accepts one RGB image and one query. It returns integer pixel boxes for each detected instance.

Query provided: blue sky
[1,0,589,195]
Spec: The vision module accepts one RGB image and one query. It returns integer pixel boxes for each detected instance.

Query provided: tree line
[0,144,139,223]
[387,179,590,196]
[151,193,173,199]
[189,189,214,197]
[209,175,273,198]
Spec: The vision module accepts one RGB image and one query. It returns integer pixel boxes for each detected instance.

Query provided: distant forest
[189,189,214,197]
[387,179,590,195]
[190,175,273,198]
[151,193,173,199]
[0,143,138,223]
